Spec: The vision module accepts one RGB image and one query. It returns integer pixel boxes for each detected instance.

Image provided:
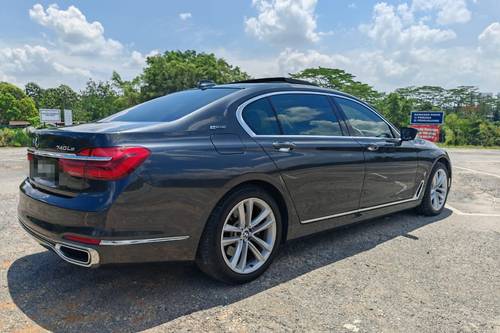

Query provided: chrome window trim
[235,90,400,139]
[99,236,190,245]
[27,148,112,161]
[301,180,425,224]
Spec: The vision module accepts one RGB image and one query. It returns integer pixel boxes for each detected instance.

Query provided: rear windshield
[101,88,239,122]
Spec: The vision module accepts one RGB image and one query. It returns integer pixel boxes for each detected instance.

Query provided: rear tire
[196,186,282,284]
[417,162,449,216]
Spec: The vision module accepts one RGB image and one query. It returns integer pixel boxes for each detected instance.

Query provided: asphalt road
[0,147,498,332]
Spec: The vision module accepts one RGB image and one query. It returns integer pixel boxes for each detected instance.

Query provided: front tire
[196,186,282,284]
[417,162,449,216]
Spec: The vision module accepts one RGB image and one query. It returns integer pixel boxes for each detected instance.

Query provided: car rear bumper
[18,186,196,267]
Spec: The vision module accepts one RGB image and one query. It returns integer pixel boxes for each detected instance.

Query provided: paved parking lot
[0,147,498,332]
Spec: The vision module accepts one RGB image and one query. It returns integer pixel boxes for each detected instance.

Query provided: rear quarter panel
[107,134,293,259]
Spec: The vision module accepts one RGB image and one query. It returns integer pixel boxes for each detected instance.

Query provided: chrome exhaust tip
[54,243,100,268]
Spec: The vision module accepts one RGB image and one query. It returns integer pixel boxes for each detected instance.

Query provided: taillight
[59,146,150,181]
[27,151,34,161]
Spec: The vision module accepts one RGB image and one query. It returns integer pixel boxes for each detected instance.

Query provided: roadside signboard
[410,124,441,142]
[39,109,61,123]
[410,111,444,125]
[64,109,73,126]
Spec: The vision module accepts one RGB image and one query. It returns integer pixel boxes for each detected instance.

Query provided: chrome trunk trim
[27,148,112,161]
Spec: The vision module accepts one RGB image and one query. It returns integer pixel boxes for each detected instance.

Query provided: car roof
[215,80,360,102]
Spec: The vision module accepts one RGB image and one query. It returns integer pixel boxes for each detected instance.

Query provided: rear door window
[241,98,281,135]
[269,94,343,136]
[102,88,239,122]
[334,97,394,138]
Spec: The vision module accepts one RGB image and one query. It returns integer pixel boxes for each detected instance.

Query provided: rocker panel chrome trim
[301,180,425,224]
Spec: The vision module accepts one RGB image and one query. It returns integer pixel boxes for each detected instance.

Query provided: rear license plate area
[30,157,58,185]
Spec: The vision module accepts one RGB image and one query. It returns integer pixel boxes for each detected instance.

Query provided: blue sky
[1,0,500,92]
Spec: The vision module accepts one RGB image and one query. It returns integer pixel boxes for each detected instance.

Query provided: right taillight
[59,146,150,181]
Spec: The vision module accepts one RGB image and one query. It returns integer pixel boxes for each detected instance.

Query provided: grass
[437,143,500,150]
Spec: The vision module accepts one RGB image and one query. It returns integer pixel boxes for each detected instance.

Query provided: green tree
[111,71,142,109]
[0,82,38,125]
[377,93,411,128]
[39,84,79,110]
[290,67,381,104]
[78,79,120,121]
[25,82,44,108]
[140,50,250,101]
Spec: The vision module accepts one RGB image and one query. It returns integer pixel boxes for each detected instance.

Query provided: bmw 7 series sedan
[18,78,452,283]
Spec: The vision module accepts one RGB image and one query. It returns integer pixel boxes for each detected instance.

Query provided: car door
[333,96,419,208]
[239,92,365,223]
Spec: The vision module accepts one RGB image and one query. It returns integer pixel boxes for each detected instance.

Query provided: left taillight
[59,146,150,181]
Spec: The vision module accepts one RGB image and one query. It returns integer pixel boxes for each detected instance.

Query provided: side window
[242,98,281,135]
[334,97,394,138]
[269,94,343,136]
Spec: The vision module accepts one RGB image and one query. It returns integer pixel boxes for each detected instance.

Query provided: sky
[1,0,500,93]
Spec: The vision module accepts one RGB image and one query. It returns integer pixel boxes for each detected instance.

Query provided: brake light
[59,146,150,181]
[27,151,34,161]
[63,235,101,245]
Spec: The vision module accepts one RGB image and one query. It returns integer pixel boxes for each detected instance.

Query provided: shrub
[0,128,31,147]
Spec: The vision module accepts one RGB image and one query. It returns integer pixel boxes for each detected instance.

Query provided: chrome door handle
[273,141,296,152]
[367,144,379,151]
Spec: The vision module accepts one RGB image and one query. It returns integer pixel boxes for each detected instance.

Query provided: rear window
[101,88,239,122]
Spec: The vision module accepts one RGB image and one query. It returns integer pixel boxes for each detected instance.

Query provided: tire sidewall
[213,187,282,283]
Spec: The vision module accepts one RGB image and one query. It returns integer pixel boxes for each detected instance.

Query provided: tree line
[0,50,499,146]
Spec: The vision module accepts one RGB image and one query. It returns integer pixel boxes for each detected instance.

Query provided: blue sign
[410,111,444,125]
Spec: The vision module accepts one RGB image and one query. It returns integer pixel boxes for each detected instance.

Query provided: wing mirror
[400,127,418,141]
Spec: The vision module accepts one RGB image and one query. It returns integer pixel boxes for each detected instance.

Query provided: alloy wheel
[430,169,448,211]
[220,198,277,274]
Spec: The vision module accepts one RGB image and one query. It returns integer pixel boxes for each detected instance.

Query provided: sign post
[410,111,444,142]
[64,109,73,126]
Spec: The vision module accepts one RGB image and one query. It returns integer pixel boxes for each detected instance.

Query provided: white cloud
[179,12,192,20]
[245,0,321,46]
[478,22,500,54]
[29,4,123,56]
[0,4,157,89]
[412,0,472,25]
[127,49,160,67]
[360,2,456,48]
[272,46,499,92]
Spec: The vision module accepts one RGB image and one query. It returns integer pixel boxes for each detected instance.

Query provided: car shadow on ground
[8,209,452,332]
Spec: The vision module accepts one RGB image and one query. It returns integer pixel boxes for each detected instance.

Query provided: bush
[0,128,31,147]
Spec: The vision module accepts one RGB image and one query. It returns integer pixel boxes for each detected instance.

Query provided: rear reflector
[59,146,150,181]
[63,235,101,245]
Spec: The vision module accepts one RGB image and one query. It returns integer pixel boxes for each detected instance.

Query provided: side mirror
[400,127,418,141]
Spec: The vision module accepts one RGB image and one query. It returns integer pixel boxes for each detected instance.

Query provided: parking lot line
[454,166,500,179]
[446,204,500,217]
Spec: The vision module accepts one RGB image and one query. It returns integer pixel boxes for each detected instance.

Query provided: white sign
[64,109,73,126]
[39,109,61,123]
